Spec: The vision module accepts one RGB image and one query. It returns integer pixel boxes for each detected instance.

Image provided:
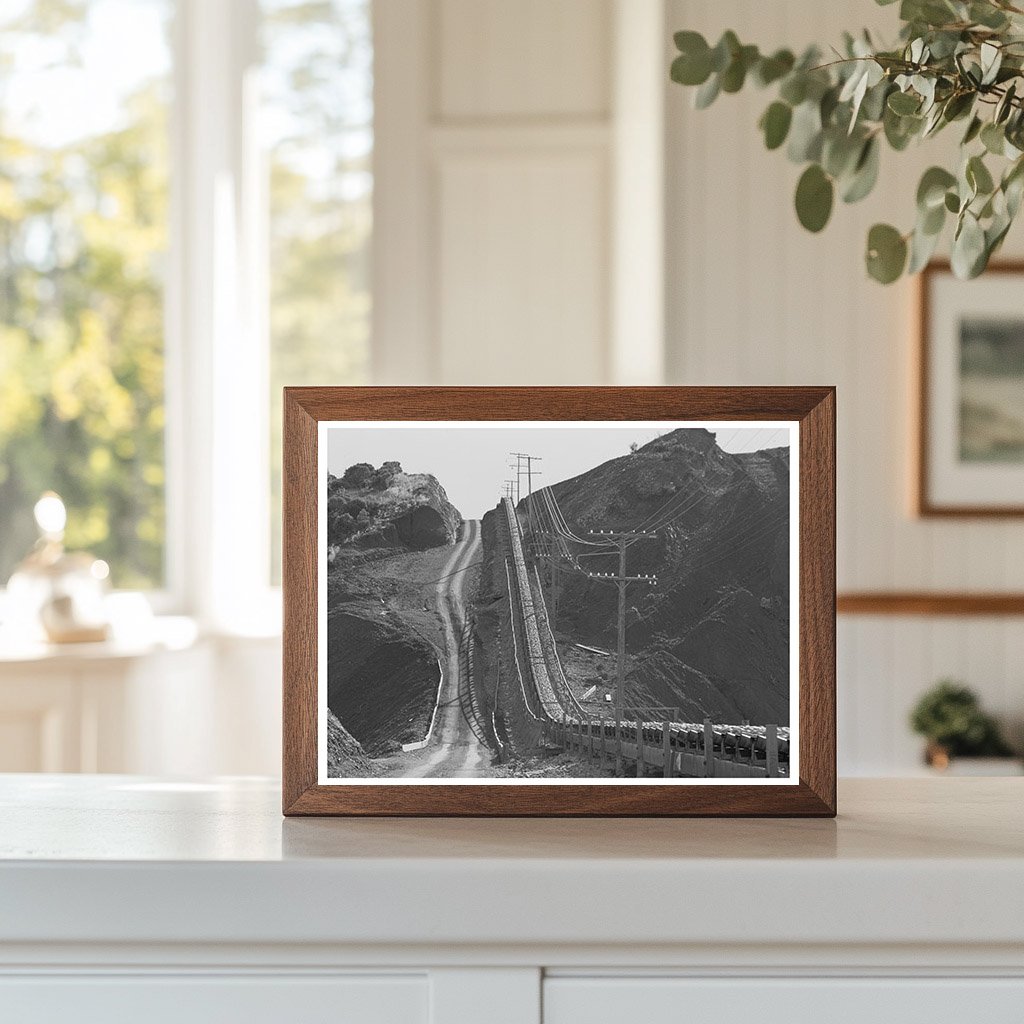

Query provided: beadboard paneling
[665,0,1024,774]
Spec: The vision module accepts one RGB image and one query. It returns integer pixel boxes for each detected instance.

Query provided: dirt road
[404,520,492,778]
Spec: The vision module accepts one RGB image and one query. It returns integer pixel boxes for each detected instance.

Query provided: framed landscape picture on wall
[918,262,1024,516]
[282,387,836,817]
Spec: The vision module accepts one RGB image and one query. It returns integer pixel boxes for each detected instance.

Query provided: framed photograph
[283,387,835,816]
[918,261,1024,516]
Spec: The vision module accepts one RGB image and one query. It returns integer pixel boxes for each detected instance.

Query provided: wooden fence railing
[547,713,786,779]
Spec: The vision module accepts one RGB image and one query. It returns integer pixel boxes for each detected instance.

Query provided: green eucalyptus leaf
[839,59,884,130]
[779,73,808,106]
[921,199,946,235]
[987,213,1013,259]
[721,44,759,92]
[908,221,943,273]
[822,128,863,178]
[902,0,959,27]
[820,85,841,126]
[944,190,961,213]
[888,91,921,115]
[917,166,957,210]
[710,31,740,73]
[787,100,824,162]
[795,164,834,232]
[884,106,922,150]
[866,223,908,283]
[981,122,1006,155]
[861,79,892,122]
[943,92,974,123]
[967,154,995,195]
[970,2,1009,29]
[754,49,795,87]
[962,115,983,145]
[980,41,1002,86]
[694,73,721,109]
[927,30,962,60]
[952,212,987,278]
[760,101,793,150]
[674,29,706,53]
[1002,158,1024,218]
[996,82,1017,125]
[842,137,881,203]
[671,46,712,87]
[922,102,947,137]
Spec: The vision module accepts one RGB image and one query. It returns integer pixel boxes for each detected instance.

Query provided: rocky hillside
[325,461,462,764]
[326,608,439,754]
[327,461,462,557]
[526,428,790,726]
[325,709,373,777]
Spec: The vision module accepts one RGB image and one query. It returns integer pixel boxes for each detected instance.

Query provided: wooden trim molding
[838,592,1024,616]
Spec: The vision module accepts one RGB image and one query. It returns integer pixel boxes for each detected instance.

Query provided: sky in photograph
[326,422,790,520]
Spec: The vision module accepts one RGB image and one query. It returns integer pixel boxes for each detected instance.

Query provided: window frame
[165,0,279,632]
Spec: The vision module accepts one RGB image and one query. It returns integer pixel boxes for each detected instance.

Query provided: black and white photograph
[318,421,798,784]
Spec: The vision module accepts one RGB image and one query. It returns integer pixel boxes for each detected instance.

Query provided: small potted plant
[910,680,1019,773]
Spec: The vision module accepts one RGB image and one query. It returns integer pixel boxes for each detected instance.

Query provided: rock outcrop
[327,462,462,556]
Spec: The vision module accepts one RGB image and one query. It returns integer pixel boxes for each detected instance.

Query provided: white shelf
[1,776,1022,952]
[2,775,1022,1021]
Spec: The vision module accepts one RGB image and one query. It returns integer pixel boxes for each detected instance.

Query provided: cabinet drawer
[0,974,427,1024]
[544,977,1024,1024]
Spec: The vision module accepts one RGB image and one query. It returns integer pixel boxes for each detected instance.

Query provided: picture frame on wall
[282,387,836,817]
[918,261,1024,517]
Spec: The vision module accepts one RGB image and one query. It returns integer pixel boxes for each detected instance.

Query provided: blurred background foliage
[0,0,170,588]
[0,0,372,589]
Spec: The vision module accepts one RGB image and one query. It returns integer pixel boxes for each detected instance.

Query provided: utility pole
[509,452,542,507]
[502,480,515,501]
[586,528,658,775]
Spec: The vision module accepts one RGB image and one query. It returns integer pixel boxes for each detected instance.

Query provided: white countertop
[1,775,1022,953]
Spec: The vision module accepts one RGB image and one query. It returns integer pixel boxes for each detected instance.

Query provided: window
[0,0,172,589]
[262,0,373,581]
[0,0,373,614]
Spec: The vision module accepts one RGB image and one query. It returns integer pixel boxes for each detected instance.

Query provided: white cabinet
[1,777,1022,1024]
[0,626,281,776]
[544,977,1024,1024]
[0,975,428,1024]
[0,638,210,773]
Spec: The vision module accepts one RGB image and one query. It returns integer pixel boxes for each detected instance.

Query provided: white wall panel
[665,0,1024,774]
[437,150,608,383]
[438,0,610,120]
[375,0,622,386]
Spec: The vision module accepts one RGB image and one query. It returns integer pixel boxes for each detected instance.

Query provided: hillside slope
[524,428,790,726]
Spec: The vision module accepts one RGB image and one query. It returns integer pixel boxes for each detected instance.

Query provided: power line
[584,526,658,775]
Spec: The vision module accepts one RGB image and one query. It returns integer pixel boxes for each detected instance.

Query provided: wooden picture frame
[283,387,836,817]
[917,260,1024,517]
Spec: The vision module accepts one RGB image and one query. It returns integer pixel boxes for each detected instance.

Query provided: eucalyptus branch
[670,0,1024,282]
